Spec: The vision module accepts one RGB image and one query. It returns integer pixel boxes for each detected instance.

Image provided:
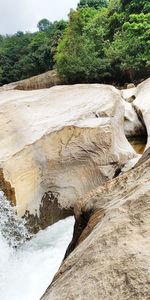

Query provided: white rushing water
[0,192,74,300]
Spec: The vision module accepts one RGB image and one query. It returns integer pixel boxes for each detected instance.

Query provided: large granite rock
[0,70,62,91]
[123,99,145,137]
[0,84,136,231]
[41,148,150,300]
[133,78,150,148]
[122,78,150,143]
[15,70,62,90]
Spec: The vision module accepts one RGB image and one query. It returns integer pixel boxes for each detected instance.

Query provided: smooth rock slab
[41,150,150,300]
[0,84,136,229]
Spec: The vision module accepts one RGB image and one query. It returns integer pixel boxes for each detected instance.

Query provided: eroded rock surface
[41,148,150,300]
[122,78,150,143]
[0,168,16,205]
[0,84,136,230]
[133,78,150,148]
[0,70,62,91]
[123,99,145,137]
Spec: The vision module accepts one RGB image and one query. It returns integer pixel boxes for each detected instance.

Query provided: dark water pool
[127,136,147,154]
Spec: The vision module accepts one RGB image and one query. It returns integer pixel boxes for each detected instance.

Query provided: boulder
[122,98,147,154]
[121,79,150,148]
[127,83,135,89]
[121,86,136,102]
[15,70,63,90]
[133,78,150,148]
[0,70,62,91]
[41,148,150,300]
[0,84,136,231]
[123,99,145,137]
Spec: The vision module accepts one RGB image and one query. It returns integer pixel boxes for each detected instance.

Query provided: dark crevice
[113,165,124,178]
[127,135,147,154]
[126,104,147,154]
[64,208,93,260]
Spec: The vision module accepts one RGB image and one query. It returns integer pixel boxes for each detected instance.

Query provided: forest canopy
[0,20,67,85]
[0,0,150,85]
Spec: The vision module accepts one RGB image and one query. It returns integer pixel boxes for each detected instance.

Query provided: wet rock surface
[41,78,150,299]
[25,191,73,234]
[41,148,150,300]
[0,168,16,205]
[0,75,150,299]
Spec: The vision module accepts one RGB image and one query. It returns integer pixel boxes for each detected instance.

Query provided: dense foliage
[56,0,150,84]
[0,0,149,85]
[77,0,108,9]
[0,20,67,85]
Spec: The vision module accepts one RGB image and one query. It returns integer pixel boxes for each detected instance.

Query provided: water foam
[0,192,74,300]
[0,191,31,247]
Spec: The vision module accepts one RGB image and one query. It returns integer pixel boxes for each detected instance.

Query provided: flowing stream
[0,192,74,300]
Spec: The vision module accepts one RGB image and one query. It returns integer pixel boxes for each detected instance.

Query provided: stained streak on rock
[0,168,16,205]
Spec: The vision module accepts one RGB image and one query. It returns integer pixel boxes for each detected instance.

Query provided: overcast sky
[0,0,79,35]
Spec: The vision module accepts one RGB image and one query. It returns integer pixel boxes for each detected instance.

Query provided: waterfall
[0,191,74,300]
[0,191,31,247]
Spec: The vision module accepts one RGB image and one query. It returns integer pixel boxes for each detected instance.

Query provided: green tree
[56,0,150,84]
[0,32,32,83]
[106,13,150,82]
[0,18,67,85]
[56,10,100,83]
[0,0,149,86]
[122,0,150,14]
[27,32,53,74]
[37,18,51,31]
[78,0,108,9]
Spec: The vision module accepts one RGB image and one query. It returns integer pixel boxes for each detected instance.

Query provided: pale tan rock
[127,83,135,89]
[15,70,62,90]
[123,99,144,137]
[0,70,62,91]
[121,88,144,138]
[133,78,150,148]
[0,84,136,228]
[121,79,150,140]
[41,151,150,300]
[121,86,136,102]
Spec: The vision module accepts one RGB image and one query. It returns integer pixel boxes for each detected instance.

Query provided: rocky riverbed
[0,77,150,299]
